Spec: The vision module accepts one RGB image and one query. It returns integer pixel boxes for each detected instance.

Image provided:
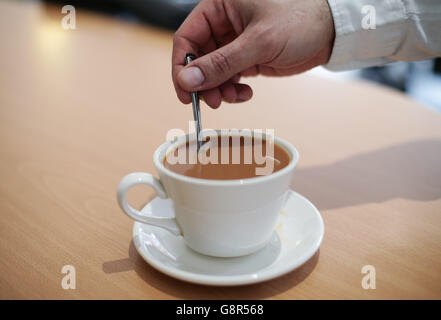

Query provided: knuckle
[173,32,181,45]
[249,26,279,60]
[209,51,232,75]
[257,27,277,47]
[201,0,217,5]
[212,0,225,14]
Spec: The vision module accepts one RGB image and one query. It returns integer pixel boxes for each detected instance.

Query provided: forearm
[325,0,441,71]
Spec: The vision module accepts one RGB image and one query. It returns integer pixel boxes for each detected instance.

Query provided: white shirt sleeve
[325,0,441,71]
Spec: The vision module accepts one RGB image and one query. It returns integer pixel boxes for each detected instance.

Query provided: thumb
[177,34,258,92]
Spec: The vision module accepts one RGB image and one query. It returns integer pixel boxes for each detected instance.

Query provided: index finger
[171,0,235,104]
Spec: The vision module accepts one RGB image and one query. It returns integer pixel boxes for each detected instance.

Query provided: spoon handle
[185,53,202,151]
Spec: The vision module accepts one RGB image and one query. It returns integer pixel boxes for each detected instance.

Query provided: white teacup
[117,131,299,257]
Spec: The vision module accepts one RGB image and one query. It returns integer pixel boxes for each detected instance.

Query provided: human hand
[172,0,335,108]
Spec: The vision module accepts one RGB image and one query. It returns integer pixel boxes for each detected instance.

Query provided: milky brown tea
[163,135,290,180]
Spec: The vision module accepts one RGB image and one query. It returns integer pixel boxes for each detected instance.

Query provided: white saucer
[133,190,324,286]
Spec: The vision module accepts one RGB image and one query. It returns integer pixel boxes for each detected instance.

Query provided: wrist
[319,0,336,64]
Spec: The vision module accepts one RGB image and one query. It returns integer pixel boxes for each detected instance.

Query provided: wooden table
[1,1,440,300]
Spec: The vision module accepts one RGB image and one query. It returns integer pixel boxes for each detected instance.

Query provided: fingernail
[179,67,205,89]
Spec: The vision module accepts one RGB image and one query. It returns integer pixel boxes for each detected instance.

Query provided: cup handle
[117,172,181,236]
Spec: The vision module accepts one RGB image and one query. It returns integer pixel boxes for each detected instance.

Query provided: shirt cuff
[325,0,408,71]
